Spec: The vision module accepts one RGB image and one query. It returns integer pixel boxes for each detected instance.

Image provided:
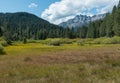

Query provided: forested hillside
[0,12,65,41]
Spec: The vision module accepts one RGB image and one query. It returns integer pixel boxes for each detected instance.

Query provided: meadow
[0,37,120,83]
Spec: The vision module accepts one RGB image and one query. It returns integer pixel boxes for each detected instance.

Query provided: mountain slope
[0,12,64,40]
[59,14,106,28]
[0,12,52,28]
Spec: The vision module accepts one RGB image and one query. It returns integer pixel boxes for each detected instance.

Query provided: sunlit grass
[4,42,106,56]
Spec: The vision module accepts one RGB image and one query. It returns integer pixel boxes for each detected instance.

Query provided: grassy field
[0,39,120,83]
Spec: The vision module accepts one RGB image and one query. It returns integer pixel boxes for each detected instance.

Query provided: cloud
[28,3,38,8]
[41,0,119,24]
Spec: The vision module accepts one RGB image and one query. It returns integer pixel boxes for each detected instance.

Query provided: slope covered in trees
[0,12,65,41]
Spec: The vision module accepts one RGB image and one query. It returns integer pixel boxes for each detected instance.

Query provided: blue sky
[0,0,59,16]
[0,0,119,24]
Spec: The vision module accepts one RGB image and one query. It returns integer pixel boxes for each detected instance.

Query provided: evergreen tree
[2,22,12,44]
[0,27,3,36]
[77,26,88,38]
[106,13,114,37]
[99,21,106,37]
[113,1,120,36]
[38,29,47,40]
[87,22,96,38]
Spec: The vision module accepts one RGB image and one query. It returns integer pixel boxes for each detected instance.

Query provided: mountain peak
[59,14,106,28]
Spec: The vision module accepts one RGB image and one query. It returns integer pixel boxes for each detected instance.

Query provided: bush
[60,38,74,44]
[110,36,120,44]
[49,41,60,46]
[77,40,85,46]
[92,37,105,44]
[0,41,8,47]
[93,36,120,44]
[0,44,5,55]
[46,38,75,44]
[0,37,8,46]
[48,40,61,46]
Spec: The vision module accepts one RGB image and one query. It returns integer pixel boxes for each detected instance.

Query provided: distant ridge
[59,14,106,28]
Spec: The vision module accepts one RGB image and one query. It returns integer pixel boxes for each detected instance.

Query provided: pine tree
[113,1,120,36]
[2,22,12,44]
[106,14,114,37]
[87,22,96,38]
[78,26,88,38]
[99,21,106,37]
[0,27,3,36]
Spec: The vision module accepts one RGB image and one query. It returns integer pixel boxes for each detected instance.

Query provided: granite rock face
[59,14,106,28]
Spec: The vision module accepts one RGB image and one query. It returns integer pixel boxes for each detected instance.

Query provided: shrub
[48,40,61,46]
[0,44,5,55]
[45,38,75,45]
[43,38,61,46]
[0,41,8,47]
[0,37,8,46]
[110,36,120,44]
[84,38,94,44]
[77,40,85,46]
[60,38,74,44]
[92,37,105,44]
[93,36,120,44]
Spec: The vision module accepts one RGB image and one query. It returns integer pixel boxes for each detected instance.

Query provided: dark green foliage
[87,22,96,38]
[99,20,106,37]
[64,28,76,39]
[1,22,12,45]
[38,29,47,40]
[0,27,2,36]
[105,13,114,37]
[77,26,88,38]
[0,44,5,55]
[113,3,120,36]
[23,37,27,44]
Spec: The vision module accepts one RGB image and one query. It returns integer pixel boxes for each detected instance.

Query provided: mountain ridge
[59,14,106,28]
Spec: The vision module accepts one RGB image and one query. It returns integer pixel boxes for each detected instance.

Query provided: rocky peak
[59,14,106,28]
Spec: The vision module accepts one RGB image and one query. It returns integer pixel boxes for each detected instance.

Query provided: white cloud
[41,0,119,24]
[28,3,38,8]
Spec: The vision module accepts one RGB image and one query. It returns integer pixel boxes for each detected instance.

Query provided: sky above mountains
[0,0,119,24]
